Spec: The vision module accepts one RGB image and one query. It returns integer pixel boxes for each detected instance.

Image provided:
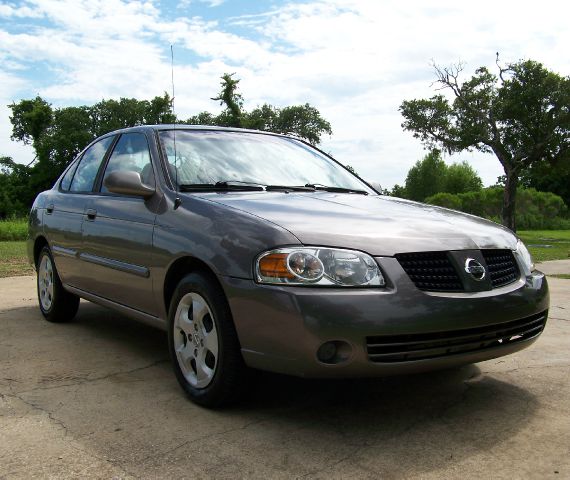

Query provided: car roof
[105,124,294,138]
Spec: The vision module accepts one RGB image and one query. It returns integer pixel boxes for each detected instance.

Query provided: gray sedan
[28,126,549,407]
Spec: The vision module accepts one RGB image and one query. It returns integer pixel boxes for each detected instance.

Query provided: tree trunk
[502,168,518,231]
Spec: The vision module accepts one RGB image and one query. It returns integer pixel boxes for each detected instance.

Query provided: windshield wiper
[179,181,265,192]
[179,181,368,195]
[265,185,316,192]
[304,183,368,195]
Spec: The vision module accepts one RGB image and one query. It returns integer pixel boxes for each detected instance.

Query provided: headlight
[515,239,535,275]
[255,247,386,287]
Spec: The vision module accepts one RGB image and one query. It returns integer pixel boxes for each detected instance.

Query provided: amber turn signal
[258,253,295,279]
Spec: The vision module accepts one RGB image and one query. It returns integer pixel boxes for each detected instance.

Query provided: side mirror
[104,171,155,199]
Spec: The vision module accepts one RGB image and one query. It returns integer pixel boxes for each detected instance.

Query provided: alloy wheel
[173,292,219,388]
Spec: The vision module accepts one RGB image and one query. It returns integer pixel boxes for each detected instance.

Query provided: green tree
[520,159,570,208]
[0,157,30,218]
[404,149,448,201]
[8,93,175,204]
[9,96,53,162]
[189,74,332,145]
[211,73,243,127]
[400,57,570,231]
[8,75,331,214]
[444,161,483,194]
[390,184,407,197]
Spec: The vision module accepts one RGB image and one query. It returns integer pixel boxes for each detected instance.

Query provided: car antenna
[171,44,181,210]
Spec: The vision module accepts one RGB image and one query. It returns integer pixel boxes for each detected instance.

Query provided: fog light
[316,340,352,365]
[317,342,337,363]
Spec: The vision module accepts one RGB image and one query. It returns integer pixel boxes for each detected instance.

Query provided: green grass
[0,241,34,278]
[0,218,28,241]
[550,274,570,280]
[518,230,570,263]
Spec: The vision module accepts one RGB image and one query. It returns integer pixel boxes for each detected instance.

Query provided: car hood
[195,191,517,256]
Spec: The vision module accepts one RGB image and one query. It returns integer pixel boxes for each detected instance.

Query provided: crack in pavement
[548,316,570,322]
[482,363,570,375]
[3,391,70,436]
[9,358,170,396]
[137,417,268,465]
[2,392,136,479]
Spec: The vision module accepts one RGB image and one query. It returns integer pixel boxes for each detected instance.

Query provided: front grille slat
[395,252,463,292]
[396,249,521,292]
[366,311,547,363]
[482,249,520,288]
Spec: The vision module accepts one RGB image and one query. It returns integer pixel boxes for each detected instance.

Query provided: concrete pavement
[536,259,570,275]
[0,273,569,479]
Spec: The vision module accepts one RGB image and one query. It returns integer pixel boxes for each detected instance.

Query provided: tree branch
[495,52,512,83]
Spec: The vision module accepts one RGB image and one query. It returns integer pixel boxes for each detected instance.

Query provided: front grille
[366,311,547,363]
[482,249,520,288]
[395,252,463,292]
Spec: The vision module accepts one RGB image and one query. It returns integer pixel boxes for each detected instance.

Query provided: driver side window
[101,133,154,193]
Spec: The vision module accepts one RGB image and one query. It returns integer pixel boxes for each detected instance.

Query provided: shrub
[423,192,463,210]
[0,217,28,241]
[425,187,568,230]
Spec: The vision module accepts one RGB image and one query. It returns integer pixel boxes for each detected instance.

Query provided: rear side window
[60,160,79,191]
[101,133,154,193]
[69,136,114,193]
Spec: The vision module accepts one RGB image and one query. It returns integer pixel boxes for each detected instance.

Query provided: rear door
[79,131,161,316]
[43,136,115,287]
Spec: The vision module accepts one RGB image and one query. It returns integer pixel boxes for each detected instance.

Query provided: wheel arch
[163,255,227,317]
[33,236,49,267]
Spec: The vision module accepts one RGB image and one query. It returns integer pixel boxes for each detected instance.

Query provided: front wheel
[168,272,247,407]
[37,246,79,323]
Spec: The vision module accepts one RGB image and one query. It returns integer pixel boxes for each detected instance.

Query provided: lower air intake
[366,311,547,363]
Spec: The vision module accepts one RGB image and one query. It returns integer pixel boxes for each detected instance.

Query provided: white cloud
[177,0,226,9]
[1,0,570,188]
[0,70,35,165]
[0,2,44,18]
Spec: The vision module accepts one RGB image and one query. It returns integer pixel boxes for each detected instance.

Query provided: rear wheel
[37,246,79,323]
[168,272,247,407]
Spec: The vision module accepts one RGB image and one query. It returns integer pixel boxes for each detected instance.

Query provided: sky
[1,0,569,189]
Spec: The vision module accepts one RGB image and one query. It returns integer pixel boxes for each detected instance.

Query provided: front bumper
[221,257,549,378]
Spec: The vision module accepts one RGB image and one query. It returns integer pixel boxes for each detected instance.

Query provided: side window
[60,160,79,191]
[69,136,114,193]
[101,133,154,193]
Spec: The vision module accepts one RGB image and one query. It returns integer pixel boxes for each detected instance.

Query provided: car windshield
[158,130,373,192]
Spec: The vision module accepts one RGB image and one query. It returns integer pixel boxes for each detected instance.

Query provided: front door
[79,132,161,316]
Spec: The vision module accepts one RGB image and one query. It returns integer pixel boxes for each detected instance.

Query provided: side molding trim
[79,252,150,278]
[52,245,77,258]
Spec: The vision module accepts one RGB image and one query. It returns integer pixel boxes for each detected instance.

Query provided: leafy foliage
[0,157,30,218]
[404,150,448,201]
[3,92,175,218]
[0,217,28,241]
[444,161,483,194]
[187,74,332,145]
[1,74,332,218]
[426,187,570,230]
[395,149,482,201]
[400,57,570,230]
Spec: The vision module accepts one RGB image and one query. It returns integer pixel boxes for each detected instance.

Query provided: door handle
[86,208,97,220]
[46,204,54,214]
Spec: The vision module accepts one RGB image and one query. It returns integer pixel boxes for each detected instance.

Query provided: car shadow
[6,301,541,477]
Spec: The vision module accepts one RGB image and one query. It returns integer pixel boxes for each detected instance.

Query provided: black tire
[36,246,79,323]
[168,272,247,407]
